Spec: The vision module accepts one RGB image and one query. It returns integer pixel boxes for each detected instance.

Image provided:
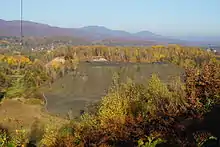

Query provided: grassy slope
[0,98,68,132]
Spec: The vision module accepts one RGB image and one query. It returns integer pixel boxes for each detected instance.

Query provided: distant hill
[0,19,219,46]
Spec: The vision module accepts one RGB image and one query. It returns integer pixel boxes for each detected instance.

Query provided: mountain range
[0,19,219,47]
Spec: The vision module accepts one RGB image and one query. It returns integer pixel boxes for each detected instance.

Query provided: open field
[44,62,184,117]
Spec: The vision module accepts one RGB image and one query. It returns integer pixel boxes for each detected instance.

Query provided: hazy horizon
[1,0,220,37]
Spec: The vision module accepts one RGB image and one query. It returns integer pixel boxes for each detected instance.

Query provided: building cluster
[206,48,217,53]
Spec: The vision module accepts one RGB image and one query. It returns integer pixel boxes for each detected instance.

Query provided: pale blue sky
[1,0,220,36]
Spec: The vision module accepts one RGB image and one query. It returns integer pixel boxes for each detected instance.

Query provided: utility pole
[20,0,23,49]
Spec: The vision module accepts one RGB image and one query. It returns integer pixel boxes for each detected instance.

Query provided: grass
[0,99,68,134]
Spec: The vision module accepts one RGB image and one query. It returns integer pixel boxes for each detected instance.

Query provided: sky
[1,0,220,36]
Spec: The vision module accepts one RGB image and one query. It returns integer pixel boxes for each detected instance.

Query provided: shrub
[0,125,11,147]
[137,136,166,147]
[39,119,60,146]
[185,60,220,112]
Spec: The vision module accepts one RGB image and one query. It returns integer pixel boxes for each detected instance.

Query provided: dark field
[44,62,184,118]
